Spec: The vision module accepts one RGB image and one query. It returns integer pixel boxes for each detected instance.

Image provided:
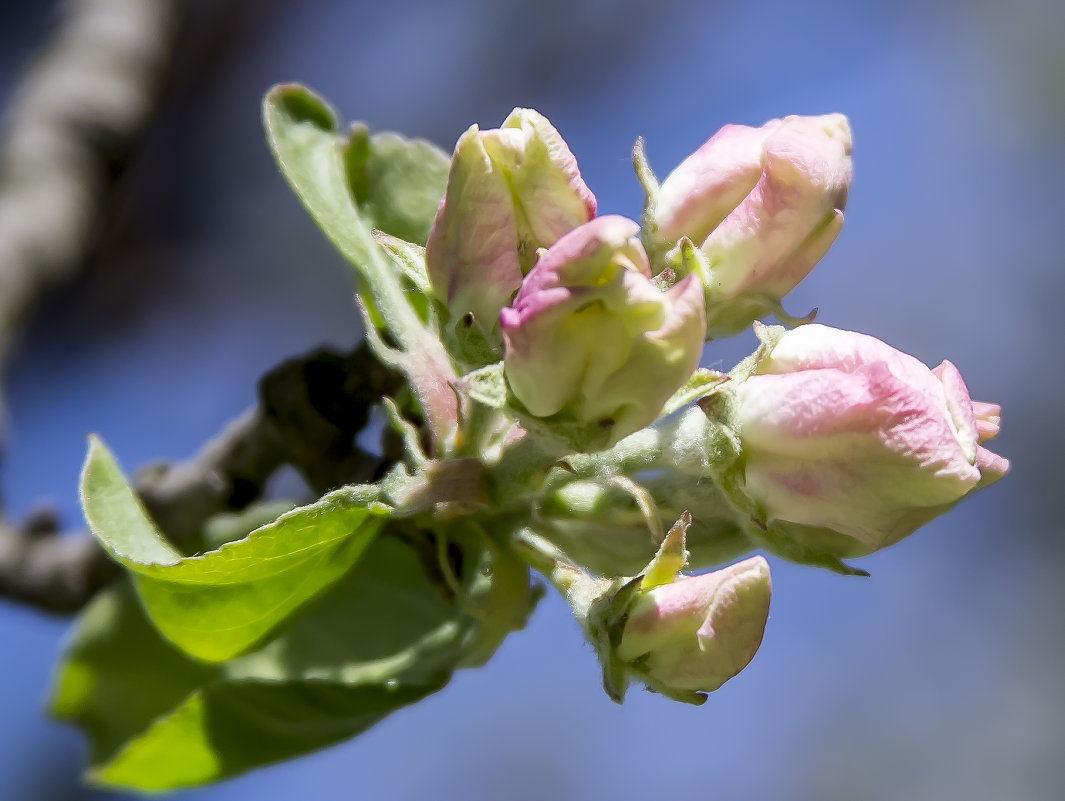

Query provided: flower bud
[653,114,852,336]
[617,555,771,695]
[732,324,1009,554]
[426,109,596,359]
[500,215,706,451]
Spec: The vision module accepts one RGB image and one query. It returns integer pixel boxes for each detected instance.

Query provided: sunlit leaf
[80,436,388,661]
[49,581,218,765]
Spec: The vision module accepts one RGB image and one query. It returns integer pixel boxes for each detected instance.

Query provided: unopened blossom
[501,215,705,450]
[426,109,596,354]
[652,114,852,335]
[732,324,1008,553]
[617,555,771,694]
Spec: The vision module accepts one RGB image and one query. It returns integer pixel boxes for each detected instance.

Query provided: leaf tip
[263,83,337,136]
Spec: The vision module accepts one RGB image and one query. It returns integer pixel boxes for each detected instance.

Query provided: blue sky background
[1,0,1062,798]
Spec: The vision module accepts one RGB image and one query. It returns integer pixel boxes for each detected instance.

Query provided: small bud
[732,324,1009,554]
[501,215,706,451]
[617,555,772,698]
[426,110,596,360]
[652,115,852,336]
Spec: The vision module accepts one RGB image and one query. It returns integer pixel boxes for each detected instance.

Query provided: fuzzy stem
[513,530,608,623]
[483,430,569,509]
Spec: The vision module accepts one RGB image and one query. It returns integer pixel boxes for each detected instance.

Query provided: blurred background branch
[0,0,175,370]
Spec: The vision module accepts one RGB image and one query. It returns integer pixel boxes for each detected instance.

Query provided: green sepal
[534,465,752,578]
[668,237,713,290]
[372,231,437,328]
[640,511,690,590]
[586,576,641,704]
[661,238,818,338]
[659,367,730,418]
[633,136,669,274]
[749,521,870,577]
[504,389,617,454]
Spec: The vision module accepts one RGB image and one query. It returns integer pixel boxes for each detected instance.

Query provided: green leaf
[52,536,489,792]
[49,581,219,765]
[262,83,446,302]
[346,125,449,246]
[92,680,440,792]
[80,436,388,661]
[263,84,459,451]
[225,536,474,685]
[199,500,298,552]
[263,84,377,271]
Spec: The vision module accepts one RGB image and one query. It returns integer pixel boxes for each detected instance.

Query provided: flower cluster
[421,107,1006,701]
[55,85,1012,791]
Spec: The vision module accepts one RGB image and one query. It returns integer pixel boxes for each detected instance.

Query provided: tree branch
[0,344,404,614]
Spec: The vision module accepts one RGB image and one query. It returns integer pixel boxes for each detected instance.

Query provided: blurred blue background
[1,0,1062,797]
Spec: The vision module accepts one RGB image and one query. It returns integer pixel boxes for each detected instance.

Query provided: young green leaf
[52,536,491,792]
[49,581,219,766]
[345,125,449,246]
[91,680,442,792]
[263,84,378,276]
[263,84,459,452]
[80,436,389,661]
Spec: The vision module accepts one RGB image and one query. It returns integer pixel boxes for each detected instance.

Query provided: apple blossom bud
[732,324,1008,554]
[426,109,596,360]
[500,215,706,451]
[488,108,598,259]
[653,114,852,336]
[617,555,771,696]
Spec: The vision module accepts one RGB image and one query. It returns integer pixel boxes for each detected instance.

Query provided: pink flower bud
[733,324,1008,552]
[426,109,596,351]
[617,556,771,694]
[653,115,852,335]
[501,215,706,450]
